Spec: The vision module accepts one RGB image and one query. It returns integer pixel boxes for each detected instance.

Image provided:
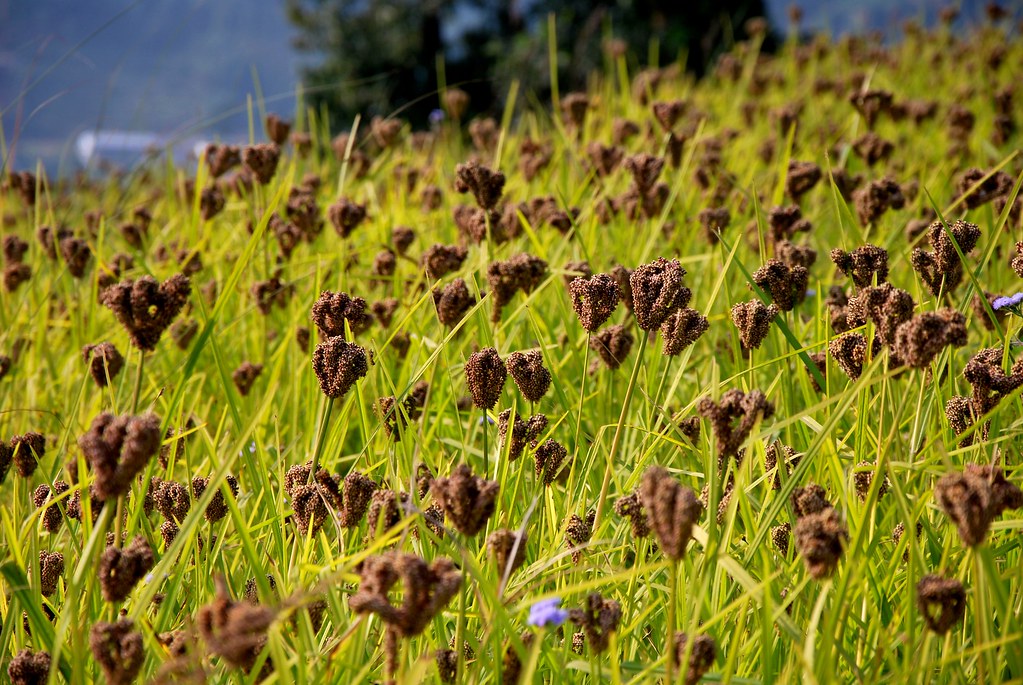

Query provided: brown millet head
[337,471,377,528]
[370,115,403,148]
[766,205,813,243]
[487,528,528,577]
[170,318,198,350]
[561,92,590,128]
[4,262,32,292]
[244,575,278,604]
[568,593,622,654]
[850,88,893,128]
[916,574,966,634]
[349,552,462,637]
[79,413,162,500]
[730,300,779,351]
[589,324,634,371]
[846,283,915,347]
[660,308,709,356]
[956,167,1013,209]
[153,479,190,522]
[498,410,548,461]
[623,153,665,193]
[910,220,981,296]
[786,160,822,201]
[613,490,651,539]
[196,577,276,674]
[639,466,703,560]
[191,474,239,523]
[519,137,553,181]
[829,332,869,381]
[697,207,730,244]
[33,482,69,533]
[853,460,890,501]
[199,186,225,221]
[38,550,64,597]
[697,389,775,464]
[241,143,280,184]
[569,274,621,333]
[630,258,690,331]
[99,535,154,603]
[454,160,506,211]
[231,362,263,397]
[652,99,687,131]
[422,243,469,280]
[791,483,832,518]
[311,290,373,338]
[327,198,368,238]
[205,143,241,178]
[765,442,799,490]
[934,464,1023,547]
[486,252,549,322]
[366,488,407,537]
[608,265,634,311]
[506,349,551,403]
[11,432,46,478]
[672,632,717,685]
[100,273,191,351]
[371,250,397,280]
[775,240,817,269]
[805,350,828,391]
[533,438,570,486]
[852,176,904,226]
[464,347,507,410]
[794,508,848,579]
[752,259,809,311]
[1010,242,1023,279]
[431,464,499,537]
[291,483,330,536]
[311,337,370,399]
[60,236,92,278]
[264,114,291,145]
[7,648,52,685]
[391,226,415,255]
[945,395,977,445]
[433,278,475,328]
[82,342,125,388]
[565,509,596,564]
[772,523,791,556]
[90,619,145,685]
[892,309,968,369]
[830,244,889,289]
[852,131,894,166]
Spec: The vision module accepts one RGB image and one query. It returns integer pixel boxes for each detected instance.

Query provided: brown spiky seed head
[349,552,462,636]
[730,300,778,350]
[38,550,64,597]
[79,413,162,500]
[934,464,1023,547]
[697,389,774,461]
[191,474,239,523]
[311,290,373,338]
[892,309,967,369]
[590,324,634,370]
[639,466,703,559]
[7,648,52,685]
[11,432,45,478]
[311,337,370,399]
[672,633,717,685]
[90,619,145,685]
[794,508,848,579]
[242,143,280,184]
[916,574,966,634]
[433,278,475,327]
[464,347,507,410]
[232,362,263,396]
[100,274,191,351]
[569,274,621,332]
[430,464,500,536]
[830,244,888,289]
[454,160,505,210]
[630,258,690,331]
[660,307,709,356]
[533,438,569,486]
[568,593,622,654]
[82,342,125,388]
[506,349,551,403]
[487,528,528,576]
[786,160,822,200]
[153,479,190,522]
[498,410,548,461]
[196,577,275,673]
[752,259,809,311]
[613,490,650,538]
[422,244,468,279]
[99,535,154,603]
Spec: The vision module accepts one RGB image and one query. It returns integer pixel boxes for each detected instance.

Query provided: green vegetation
[2,15,1023,685]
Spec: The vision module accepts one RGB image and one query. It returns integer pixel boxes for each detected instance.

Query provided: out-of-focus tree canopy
[286,0,768,126]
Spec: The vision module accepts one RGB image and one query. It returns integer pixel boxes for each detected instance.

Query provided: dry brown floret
[916,574,966,634]
[910,219,980,296]
[99,536,154,603]
[506,349,551,403]
[853,460,890,501]
[630,258,691,331]
[350,552,462,637]
[697,389,774,462]
[955,167,1013,208]
[153,479,190,522]
[586,143,623,177]
[327,197,367,238]
[311,337,370,399]
[672,632,717,685]
[766,205,813,243]
[242,143,280,184]
[82,342,125,387]
[786,160,822,201]
[570,274,621,332]
[487,528,528,576]
[845,283,915,346]
[697,207,730,244]
[79,413,162,500]
[892,309,967,368]
[533,438,569,486]
[206,143,241,177]
[422,244,468,280]
[794,508,848,579]
[771,523,791,556]
[775,240,817,269]
[589,324,634,371]
[934,464,1023,547]
[454,160,505,211]
[33,482,68,533]
[639,466,703,559]
[311,290,373,338]
[614,490,651,539]
[850,89,893,128]
[197,577,275,674]
[232,362,263,396]
[431,465,499,537]
[752,259,809,311]
[7,648,52,685]
[660,308,709,356]
[100,274,191,351]
[464,347,507,410]
[565,509,596,564]
[852,131,894,166]
[191,475,239,523]
[569,593,621,654]
[90,619,145,685]
[730,300,778,350]
[486,253,548,322]
[38,550,64,597]
[852,176,904,226]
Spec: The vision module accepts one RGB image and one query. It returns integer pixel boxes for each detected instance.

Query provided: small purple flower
[429,109,446,125]
[992,292,1023,311]
[527,597,568,627]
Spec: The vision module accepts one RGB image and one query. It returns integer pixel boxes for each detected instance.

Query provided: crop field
[2,14,1023,685]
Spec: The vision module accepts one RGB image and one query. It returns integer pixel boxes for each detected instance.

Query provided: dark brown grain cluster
[569,593,621,654]
[100,274,191,351]
[639,466,703,559]
[916,574,966,634]
[464,347,507,410]
[311,337,370,399]
[430,464,499,536]
[99,535,154,603]
[792,485,848,579]
[90,619,145,685]
[934,464,1022,547]
[730,300,778,350]
[697,389,774,462]
[910,220,981,296]
[79,413,162,500]
[505,349,551,403]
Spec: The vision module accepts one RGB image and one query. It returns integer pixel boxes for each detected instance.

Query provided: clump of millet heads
[90,619,145,685]
[565,509,596,564]
[311,337,370,399]
[38,550,64,596]
[498,410,548,461]
[430,464,500,536]
[464,347,507,410]
[231,362,263,396]
[79,413,162,500]
[910,219,981,296]
[422,243,469,280]
[569,593,622,654]
[454,160,506,210]
[852,460,890,501]
[852,176,904,226]
[589,324,634,371]
[9,432,46,478]
[730,300,778,351]
[845,283,915,347]
[792,486,848,579]
[505,349,551,403]
[569,274,621,332]
[433,278,475,327]
[264,113,291,145]
[639,466,703,560]
[486,252,548,322]
[660,307,709,356]
[487,528,528,577]
[34,482,69,533]
[241,143,281,184]
[673,633,717,685]
[7,648,52,685]
[192,474,240,523]
[99,535,155,603]
[786,160,822,201]
[613,490,651,539]
[328,198,368,238]
[697,389,774,463]
[916,574,967,634]
[892,308,967,369]
[100,273,191,351]
[533,438,570,486]
[630,257,691,331]
[311,290,374,338]
[82,342,125,387]
[934,464,1023,547]
[197,577,276,675]
[831,244,888,289]
[752,259,809,311]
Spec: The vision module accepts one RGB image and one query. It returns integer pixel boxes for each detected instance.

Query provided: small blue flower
[528,597,569,627]
[992,292,1023,312]
[429,109,446,125]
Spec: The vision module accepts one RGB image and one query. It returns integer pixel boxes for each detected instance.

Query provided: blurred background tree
[285,0,768,127]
